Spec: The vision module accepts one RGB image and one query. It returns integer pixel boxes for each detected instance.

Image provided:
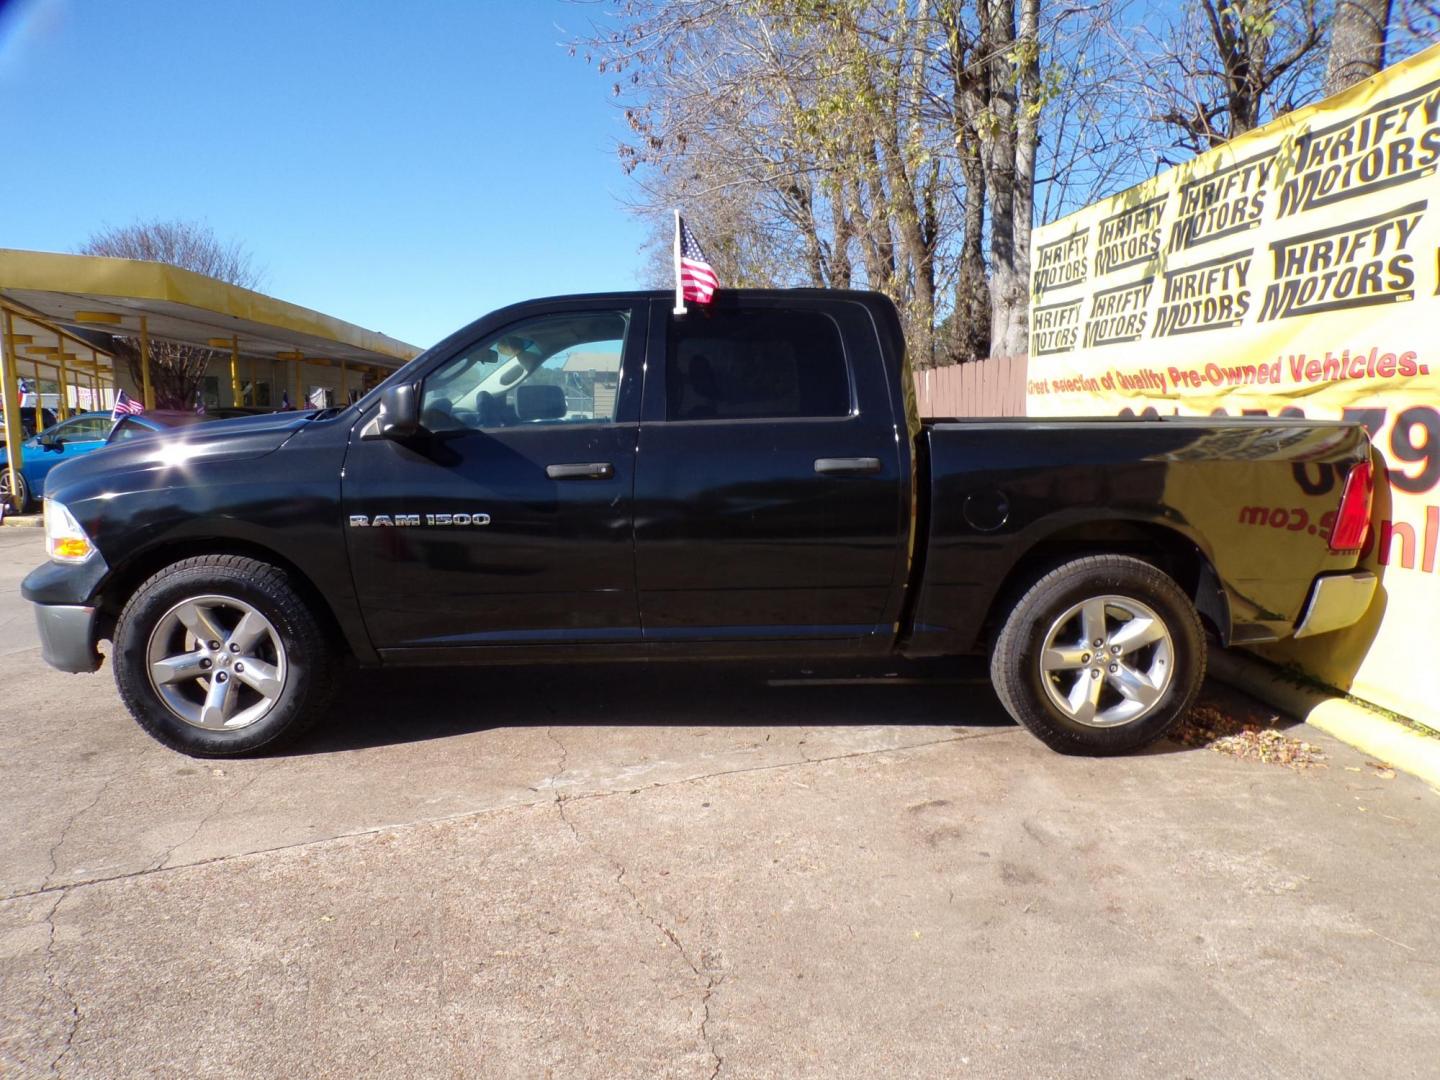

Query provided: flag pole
[672,209,687,316]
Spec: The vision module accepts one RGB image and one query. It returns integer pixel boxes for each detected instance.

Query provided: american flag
[111,390,144,420]
[677,215,719,304]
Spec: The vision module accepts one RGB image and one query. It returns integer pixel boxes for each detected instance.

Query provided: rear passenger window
[665,308,851,421]
[109,419,147,443]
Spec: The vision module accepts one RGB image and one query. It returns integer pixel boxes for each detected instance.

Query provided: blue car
[1,411,116,513]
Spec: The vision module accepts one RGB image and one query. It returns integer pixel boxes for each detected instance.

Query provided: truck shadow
[282,656,1286,759]
[283,657,1017,756]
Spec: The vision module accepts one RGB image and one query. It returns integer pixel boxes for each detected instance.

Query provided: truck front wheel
[112,555,337,756]
[989,555,1205,755]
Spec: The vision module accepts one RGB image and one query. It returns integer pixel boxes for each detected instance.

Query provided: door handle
[814,456,883,476]
[546,462,615,480]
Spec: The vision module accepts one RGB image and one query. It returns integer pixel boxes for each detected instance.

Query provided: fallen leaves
[1344,762,1396,778]
[1171,702,1327,770]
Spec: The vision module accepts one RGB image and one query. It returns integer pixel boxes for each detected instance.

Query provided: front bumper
[1294,571,1377,639]
[21,550,109,606]
[23,546,109,673]
[33,604,103,673]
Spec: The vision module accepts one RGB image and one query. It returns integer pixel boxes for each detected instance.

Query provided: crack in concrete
[552,774,723,1079]
[5,727,1013,904]
[41,890,79,1076]
[41,775,120,892]
[543,725,570,791]
[149,771,264,872]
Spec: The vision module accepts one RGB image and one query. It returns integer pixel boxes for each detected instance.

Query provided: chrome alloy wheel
[0,467,27,512]
[1039,595,1174,728]
[145,595,288,731]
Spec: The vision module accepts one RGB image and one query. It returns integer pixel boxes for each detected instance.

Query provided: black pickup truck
[22,290,1377,757]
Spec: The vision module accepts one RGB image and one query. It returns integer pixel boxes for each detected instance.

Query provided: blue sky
[0,0,651,348]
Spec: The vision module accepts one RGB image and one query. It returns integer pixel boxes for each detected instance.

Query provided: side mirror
[39,434,62,452]
[373,383,423,441]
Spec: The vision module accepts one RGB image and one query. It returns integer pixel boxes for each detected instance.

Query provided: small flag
[279,391,293,411]
[194,391,207,416]
[111,390,144,420]
[673,212,718,313]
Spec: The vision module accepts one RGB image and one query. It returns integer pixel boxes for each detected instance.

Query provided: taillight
[1328,459,1374,554]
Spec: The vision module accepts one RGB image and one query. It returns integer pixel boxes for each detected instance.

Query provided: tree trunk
[859,143,896,293]
[785,180,829,286]
[1201,0,1276,140]
[1010,0,1039,358]
[1325,0,1393,95]
[828,179,854,289]
[952,133,990,364]
[984,0,1027,359]
[940,0,991,364]
[877,123,936,365]
[115,339,212,410]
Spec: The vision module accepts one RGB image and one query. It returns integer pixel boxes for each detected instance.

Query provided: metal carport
[1,248,420,513]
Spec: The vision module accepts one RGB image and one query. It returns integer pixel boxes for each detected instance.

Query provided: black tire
[1,467,29,514]
[113,555,337,756]
[989,555,1205,755]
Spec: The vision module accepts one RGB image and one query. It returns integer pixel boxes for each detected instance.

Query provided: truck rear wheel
[989,555,1204,755]
[112,555,336,756]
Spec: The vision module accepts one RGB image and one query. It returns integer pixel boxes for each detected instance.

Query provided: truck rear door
[633,296,909,651]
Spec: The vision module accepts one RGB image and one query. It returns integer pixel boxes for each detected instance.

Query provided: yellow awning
[0,248,420,369]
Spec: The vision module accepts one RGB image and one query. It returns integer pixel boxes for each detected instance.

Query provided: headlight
[44,499,95,564]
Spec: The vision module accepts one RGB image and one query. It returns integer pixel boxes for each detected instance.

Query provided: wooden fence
[913,355,1028,418]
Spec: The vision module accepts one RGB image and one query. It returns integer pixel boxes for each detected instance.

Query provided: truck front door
[343,303,645,653]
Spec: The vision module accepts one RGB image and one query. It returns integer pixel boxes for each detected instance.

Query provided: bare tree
[574,0,1059,366]
[585,0,952,360]
[1390,0,1440,53]
[576,0,1440,378]
[78,220,263,409]
[1115,0,1327,156]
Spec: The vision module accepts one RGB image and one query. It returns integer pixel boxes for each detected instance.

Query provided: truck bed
[904,417,1371,657]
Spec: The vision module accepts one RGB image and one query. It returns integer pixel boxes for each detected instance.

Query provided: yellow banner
[1027,43,1440,731]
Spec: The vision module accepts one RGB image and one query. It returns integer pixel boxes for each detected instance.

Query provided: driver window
[47,417,101,444]
[420,309,628,433]
[67,417,113,441]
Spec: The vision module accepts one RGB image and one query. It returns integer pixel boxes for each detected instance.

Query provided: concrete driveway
[2,528,1437,1078]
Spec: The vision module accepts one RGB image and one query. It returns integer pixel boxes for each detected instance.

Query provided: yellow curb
[0,514,43,528]
[1208,647,1440,792]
